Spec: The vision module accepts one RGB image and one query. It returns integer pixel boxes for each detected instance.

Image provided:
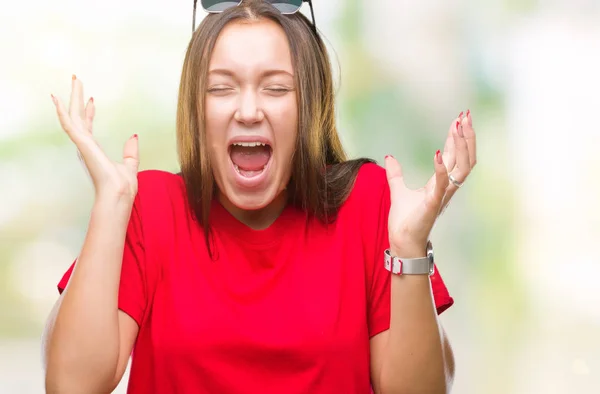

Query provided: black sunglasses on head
[193,0,316,34]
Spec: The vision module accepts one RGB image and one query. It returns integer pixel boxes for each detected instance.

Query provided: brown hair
[176,0,372,250]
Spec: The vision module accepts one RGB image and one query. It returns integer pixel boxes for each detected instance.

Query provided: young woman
[43,1,476,393]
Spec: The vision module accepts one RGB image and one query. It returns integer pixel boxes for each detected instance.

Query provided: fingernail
[90,97,94,103]
[133,134,138,139]
[50,94,56,104]
[385,155,394,159]
[455,120,463,136]
[458,111,464,119]
[436,149,443,164]
[467,109,472,126]
[72,74,76,81]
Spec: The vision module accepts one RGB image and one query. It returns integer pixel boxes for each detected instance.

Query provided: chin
[225,187,280,211]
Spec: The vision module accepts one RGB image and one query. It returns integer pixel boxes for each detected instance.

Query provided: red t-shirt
[58,163,453,394]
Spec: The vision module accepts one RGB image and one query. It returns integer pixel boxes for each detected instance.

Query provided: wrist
[92,195,134,224]
[390,241,428,258]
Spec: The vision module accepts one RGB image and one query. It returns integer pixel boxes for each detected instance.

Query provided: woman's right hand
[51,75,139,204]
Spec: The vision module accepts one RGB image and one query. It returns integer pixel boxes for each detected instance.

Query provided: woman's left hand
[384,111,477,255]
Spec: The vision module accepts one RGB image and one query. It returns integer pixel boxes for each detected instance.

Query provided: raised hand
[385,111,477,255]
[51,75,139,204]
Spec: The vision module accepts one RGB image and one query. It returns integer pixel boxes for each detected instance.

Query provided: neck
[218,191,288,230]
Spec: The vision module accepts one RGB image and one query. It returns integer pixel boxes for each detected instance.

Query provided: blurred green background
[1,0,599,392]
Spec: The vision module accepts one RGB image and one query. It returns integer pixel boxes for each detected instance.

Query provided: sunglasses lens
[201,0,242,12]
[267,0,303,14]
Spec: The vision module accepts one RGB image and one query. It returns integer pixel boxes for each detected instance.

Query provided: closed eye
[207,86,235,95]
[264,87,294,95]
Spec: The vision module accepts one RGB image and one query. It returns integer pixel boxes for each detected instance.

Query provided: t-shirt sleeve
[365,167,454,338]
[57,195,148,326]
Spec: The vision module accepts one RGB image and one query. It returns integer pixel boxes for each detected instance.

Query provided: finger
[384,155,406,201]
[451,120,470,181]
[52,94,78,142]
[53,94,111,173]
[123,134,140,173]
[84,97,95,134]
[69,75,85,120]
[462,109,477,168]
[442,115,460,171]
[428,150,449,205]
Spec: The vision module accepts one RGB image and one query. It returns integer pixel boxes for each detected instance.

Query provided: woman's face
[205,18,298,212]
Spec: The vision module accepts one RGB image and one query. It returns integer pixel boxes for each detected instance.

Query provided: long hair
[176,0,372,252]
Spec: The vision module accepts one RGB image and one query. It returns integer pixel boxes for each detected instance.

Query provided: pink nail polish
[458,111,464,119]
[436,150,442,164]
[133,134,138,139]
[90,97,94,103]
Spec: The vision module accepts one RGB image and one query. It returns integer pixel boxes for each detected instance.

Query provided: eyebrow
[208,68,294,79]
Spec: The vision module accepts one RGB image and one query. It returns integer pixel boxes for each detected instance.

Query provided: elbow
[44,355,117,394]
[379,362,453,394]
[42,326,119,393]
[44,371,66,394]
[379,380,451,394]
[45,371,116,394]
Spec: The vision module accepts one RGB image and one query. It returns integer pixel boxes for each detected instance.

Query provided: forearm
[44,198,132,392]
[379,248,452,394]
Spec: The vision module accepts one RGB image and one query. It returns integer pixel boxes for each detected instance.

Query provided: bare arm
[43,76,141,393]
[43,199,139,393]
[371,113,475,393]
[370,243,455,394]
[370,273,455,394]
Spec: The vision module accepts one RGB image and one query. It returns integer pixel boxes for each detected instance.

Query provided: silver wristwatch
[384,241,435,276]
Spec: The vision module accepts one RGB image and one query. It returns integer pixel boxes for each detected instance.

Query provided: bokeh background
[1,0,599,392]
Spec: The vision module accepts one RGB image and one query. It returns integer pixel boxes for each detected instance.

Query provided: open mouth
[228,141,273,179]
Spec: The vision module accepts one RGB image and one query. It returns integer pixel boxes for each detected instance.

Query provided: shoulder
[137,169,183,190]
[133,169,187,213]
[136,169,185,199]
[347,162,389,206]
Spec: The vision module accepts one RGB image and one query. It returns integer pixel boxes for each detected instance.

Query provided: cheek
[205,97,232,130]
[268,96,298,155]
[204,98,232,161]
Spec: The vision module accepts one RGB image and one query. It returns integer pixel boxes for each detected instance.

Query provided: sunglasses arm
[304,0,317,34]
[193,0,198,32]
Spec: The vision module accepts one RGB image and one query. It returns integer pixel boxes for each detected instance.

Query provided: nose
[234,88,264,125]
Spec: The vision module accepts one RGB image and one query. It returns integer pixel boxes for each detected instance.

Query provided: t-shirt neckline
[210,199,301,247]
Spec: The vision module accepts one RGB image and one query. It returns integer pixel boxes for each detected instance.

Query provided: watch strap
[384,242,435,276]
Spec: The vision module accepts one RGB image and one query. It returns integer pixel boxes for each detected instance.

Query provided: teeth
[232,142,267,147]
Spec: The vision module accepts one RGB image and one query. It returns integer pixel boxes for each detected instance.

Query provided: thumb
[84,97,95,134]
[384,155,405,200]
[430,149,449,203]
[123,134,139,173]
